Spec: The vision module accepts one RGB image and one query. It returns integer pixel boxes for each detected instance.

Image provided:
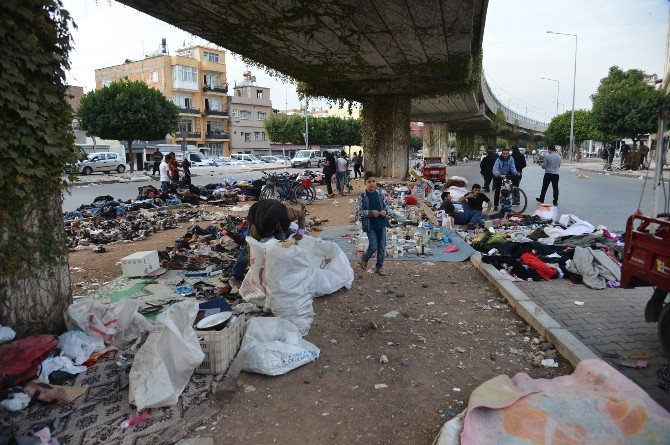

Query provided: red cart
[620,213,670,358]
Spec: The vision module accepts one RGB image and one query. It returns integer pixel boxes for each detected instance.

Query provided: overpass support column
[422,122,449,159]
[361,95,410,178]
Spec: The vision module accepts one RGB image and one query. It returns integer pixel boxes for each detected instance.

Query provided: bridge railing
[481,76,547,133]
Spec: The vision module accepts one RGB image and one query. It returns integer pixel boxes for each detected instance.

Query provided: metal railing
[178,107,201,115]
[203,85,228,93]
[182,132,201,138]
[206,132,229,139]
[481,76,547,132]
[205,109,229,116]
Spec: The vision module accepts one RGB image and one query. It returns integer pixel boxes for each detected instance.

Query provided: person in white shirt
[159,154,170,194]
[336,151,349,195]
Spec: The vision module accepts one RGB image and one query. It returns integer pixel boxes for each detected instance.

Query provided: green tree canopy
[544,109,601,148]
[591,66,670,141]
[77,80,179,171]
[409,135,423,151]
[264,113,361,147]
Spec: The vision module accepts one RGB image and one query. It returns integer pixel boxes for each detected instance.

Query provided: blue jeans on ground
[161,181,170,194]
[363,227,386,270]
[454,210,483,225]
[231,241,248,281]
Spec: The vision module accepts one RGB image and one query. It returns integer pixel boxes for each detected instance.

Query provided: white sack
[128,300,204,411]
[57,330,105,365]
[297,236,354,296]
[65,299,153,345]
[235,317,319,376]
[533,204,559,222]
[239,237,280,305]
[39,356,87,382]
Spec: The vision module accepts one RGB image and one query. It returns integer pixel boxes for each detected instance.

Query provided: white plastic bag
[57,330,105,365]
[235,317,319,376]
[533,204,559,222]
[0,325,16,343]
[39,356,87,382]
[128,300,204,411]
[264,241,315,335]
[239,237,279,305]
[297,236,354,296]
[65,299,153,345]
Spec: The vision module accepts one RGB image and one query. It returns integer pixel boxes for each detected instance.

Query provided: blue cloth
[364,226,386,269]
[231,243,247,281]
[366,191,385,229]
[161,181,170,194]
[501,196,512,213]
[65,210,83,220]
[453,210,483,225]
[492,156,517,177]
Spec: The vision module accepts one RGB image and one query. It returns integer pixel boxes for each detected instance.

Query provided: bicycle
[260,171,315,205]
[337,170,353,195]
[500,176,527,213]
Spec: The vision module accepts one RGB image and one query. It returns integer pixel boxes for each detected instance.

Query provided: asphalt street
[63,160,653,231]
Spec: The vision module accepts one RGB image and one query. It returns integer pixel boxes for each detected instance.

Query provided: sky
[62,0,668,123]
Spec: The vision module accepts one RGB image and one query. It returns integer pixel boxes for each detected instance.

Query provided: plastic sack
[0,325,16,343]
[65,299,153,345]
[57,330,105,365]
[38,356,87,382]
[235,317,319,376]
[533,204,558,222]
[296,236,354,296]
[239,237,280,305]
[264,240,315,335]
[128,300,204,411]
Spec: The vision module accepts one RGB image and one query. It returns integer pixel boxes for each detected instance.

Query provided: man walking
[491,147,518,211]
[152,149,163,175]
[620,143,630,168]
[479,146,498,192]
[159,154,170,194]
[352,151,363,179]
[536,146,561,206]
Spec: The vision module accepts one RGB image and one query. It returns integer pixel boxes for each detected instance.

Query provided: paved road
[448,160,653,232]
[62,166,305,211]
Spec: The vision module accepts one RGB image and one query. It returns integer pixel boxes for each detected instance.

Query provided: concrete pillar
[361,95,410,178]
[422,122,449,159]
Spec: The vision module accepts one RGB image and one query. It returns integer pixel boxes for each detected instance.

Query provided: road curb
[576,167,650,180]
[470,253,599,366]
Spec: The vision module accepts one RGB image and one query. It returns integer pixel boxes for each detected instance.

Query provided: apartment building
[95,44,230,157]
[229,72,272,155]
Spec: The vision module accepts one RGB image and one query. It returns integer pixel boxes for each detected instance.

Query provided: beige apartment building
[229,72,272,155]
[95,45,230,157]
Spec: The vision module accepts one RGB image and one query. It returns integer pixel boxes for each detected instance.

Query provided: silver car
[78,152,127,175]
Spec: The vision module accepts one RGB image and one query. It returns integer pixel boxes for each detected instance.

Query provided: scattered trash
[57,330,105,365]
[541,358,559,368]
[0,392,31,411]
[330,339,338,344]
[0,325,16,343]
[24,381,86,405]
[574,301,585,306]
[452,387,461,392]
[455,347,466,353]
[628,353,649,360]
[120,411,151,428]
[617,359,648,369]
[34,427,59,445]
[427,302,435,306]
[243,385,256,393]
[400,359,409,367]
[382,310,400,318]
[379,355,389,363]
[374,384,388,389]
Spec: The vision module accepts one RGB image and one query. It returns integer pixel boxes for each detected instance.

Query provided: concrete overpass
[117,0,545,176]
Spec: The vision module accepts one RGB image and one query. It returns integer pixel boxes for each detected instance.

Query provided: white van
[183,151,215,166]
[291,149,324,168]
[231,153,263,164]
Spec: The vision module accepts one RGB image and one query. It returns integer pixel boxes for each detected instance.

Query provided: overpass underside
[119,0,489,177]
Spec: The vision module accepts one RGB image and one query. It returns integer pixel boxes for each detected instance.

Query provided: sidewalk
[575,159,662,180]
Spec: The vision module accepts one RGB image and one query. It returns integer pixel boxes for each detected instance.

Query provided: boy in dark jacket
[479,146,498,192]
[356,171,392,276]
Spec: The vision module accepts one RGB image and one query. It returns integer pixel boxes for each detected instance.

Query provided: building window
[206,143,224,156]
[232,109,240,118]
[240,110,252,120]
[206,120,224,133]
[203,51,220,63]
[178,119,193,132]
[102,77,111,87]
[173,65,198,90]
[244,133,251,142]
[205,97,222,111]
[236,90,242,97]
[254,132,260,141]
[204,74,220,88]
[256,90,263,99]
[149,70,158,83]
[258,112,267,121]
[261,132,267,141]
[172,95,194,109]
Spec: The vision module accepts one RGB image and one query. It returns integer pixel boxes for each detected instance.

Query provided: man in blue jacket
[491,148,518,211]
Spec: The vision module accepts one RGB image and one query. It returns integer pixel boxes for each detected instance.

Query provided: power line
[485,71,553,116]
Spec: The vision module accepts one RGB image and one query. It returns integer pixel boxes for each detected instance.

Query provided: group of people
[321,150,363,196]
[601,142,649,171]
[156,151,192,194]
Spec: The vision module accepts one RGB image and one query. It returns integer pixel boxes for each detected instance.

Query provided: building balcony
[206,132,229,139]
[179,132,201,139]
[205,109,229,117]
[203,84,228,94]
[178,107,201,115]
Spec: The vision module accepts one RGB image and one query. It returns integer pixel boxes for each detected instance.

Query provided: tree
[77,81,179,172]
[591,66,670,142]
[409,135,423,151]
[264,112,291,144]
[342,118,361,148]
[1,0,79,337]
[544,109,601,148]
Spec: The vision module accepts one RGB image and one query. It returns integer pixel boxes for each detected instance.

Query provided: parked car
[77,152,127,175]
[261,156,279,163]
[183,151,215,166]
[213,157,232,166]
[231,153,263,164]
[291,149,324,168]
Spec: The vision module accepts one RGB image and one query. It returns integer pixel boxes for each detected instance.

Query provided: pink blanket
[460,359,670,444]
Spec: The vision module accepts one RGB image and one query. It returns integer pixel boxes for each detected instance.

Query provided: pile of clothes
[474,214,623,289]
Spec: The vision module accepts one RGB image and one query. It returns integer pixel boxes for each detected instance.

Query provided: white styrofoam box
[120,251,160,277]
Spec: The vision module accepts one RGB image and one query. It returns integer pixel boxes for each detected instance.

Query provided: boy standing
[159,154,170,194]
[357,171,391,276]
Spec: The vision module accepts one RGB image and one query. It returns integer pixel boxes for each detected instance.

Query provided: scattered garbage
[574,300,585,306]
[379,355,389,363]
[374,384,388,389]
[65,299,153,346]
[0,392,31,412]
[383,310,400,318]
[24,381,86,405]
[129,301,204,410]
[0,335,57,389]
[120,411,151,429]
[0,325,16,343]
[39,356,87,383]
[232,317,319,376]
[57,330,105,365]
[540,358,559,368]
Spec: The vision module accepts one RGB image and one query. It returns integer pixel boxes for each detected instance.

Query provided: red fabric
[405,195,418,205]
[0,335,57,389]
[520,252,557,281]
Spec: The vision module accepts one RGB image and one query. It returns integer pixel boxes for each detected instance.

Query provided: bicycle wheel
[511,187,527,214]
[292,184,315,205]
[260,185,277,200]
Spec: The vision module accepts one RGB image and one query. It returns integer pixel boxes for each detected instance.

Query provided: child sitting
[489,188,512,219]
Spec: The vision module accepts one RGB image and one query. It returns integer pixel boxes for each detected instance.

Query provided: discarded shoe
[444,244,459,253]
[92,245,107,253]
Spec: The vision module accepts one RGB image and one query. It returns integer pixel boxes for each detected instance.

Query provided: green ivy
[0,0,77,274]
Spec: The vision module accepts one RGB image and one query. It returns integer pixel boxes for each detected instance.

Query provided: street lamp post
[547,31,577,163]
[541,77,560,117]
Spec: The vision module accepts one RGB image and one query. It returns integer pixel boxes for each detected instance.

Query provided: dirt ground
[67,179,572,444]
